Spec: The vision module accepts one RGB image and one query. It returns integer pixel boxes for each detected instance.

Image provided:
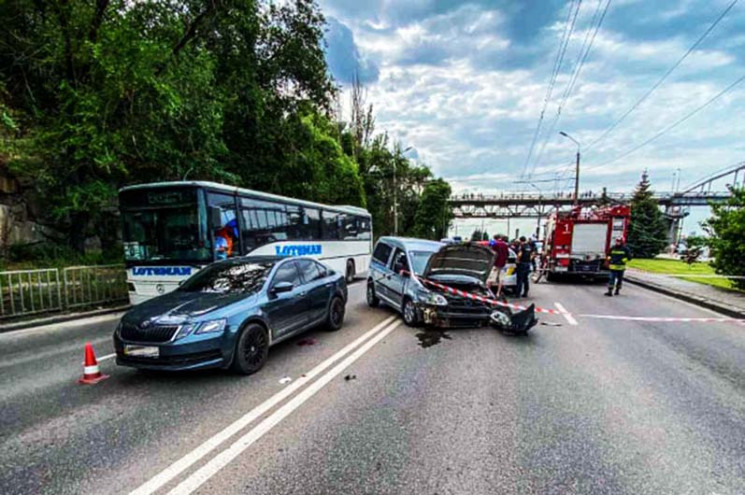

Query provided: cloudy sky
[319,0,744,234]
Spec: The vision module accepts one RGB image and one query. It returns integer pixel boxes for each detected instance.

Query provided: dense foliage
[704,186,745,290]
[413,178,453,240]
[0,0,452,257]
[627,172,668,258]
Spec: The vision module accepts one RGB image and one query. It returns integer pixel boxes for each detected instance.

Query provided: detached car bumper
[114,333,230,371]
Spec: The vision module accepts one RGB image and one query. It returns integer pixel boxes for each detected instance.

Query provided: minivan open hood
[422,243,495,283]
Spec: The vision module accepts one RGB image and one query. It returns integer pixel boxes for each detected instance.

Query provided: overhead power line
[587,73,745,169]
[587,0,739,151]
[529,0,612,176]
[521,0,582,179]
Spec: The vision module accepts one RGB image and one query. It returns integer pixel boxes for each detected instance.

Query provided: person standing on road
[488,234,510,297]
[606,236,632,296]
[515,236,534,298]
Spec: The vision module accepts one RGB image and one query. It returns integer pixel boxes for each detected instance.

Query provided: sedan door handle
[298,291,308,296]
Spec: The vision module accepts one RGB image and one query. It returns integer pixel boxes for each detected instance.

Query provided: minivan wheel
[403,298,419,327]
[326,296,345,331]
[367,282,380,307]
[346,260,355,284]
[231,323,269,375]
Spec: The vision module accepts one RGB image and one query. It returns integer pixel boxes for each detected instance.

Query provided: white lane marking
[98,353,116,362]
[167,319,401,495]
[555,302,578,326]
[130,314,397,495]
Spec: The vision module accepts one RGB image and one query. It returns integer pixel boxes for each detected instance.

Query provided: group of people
[487,233,631,299]
[487,234,536,299]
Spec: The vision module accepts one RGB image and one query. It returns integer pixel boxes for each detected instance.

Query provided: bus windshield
[120,188,210,263]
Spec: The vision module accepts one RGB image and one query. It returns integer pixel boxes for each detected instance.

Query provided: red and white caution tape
[403,271,560,315]
[402,271,745,324]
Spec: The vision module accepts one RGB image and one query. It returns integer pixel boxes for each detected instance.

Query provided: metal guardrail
[0,265,127,320]
[63,265,128,310]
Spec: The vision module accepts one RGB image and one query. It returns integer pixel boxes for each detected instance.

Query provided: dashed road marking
[555,302,578,326]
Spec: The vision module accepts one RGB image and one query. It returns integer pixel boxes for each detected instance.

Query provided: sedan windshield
[409,251,436,275]
[179,260,276,294]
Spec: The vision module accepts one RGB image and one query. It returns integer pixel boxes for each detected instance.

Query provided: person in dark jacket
[515,236,534,298]
[606,237,632,296]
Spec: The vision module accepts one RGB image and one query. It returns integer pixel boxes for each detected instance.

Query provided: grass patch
[628,258,740,292]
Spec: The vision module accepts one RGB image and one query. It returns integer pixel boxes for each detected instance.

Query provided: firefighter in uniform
[606,236,631,296]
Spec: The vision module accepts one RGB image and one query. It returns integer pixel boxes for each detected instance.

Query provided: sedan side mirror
[271,281,294,294]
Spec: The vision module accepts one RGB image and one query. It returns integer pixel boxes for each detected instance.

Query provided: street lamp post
[528,183,543,239]
[559,131,581,206]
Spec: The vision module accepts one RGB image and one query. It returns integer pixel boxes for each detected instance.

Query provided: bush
[4,242,123,270]
[704,186,745,290]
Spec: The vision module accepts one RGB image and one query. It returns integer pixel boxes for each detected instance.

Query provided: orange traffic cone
[78,342,109,385]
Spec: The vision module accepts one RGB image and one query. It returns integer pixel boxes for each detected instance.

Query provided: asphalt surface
[1,279,745,495]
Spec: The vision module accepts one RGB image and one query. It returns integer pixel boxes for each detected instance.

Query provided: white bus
[120,181,372,304]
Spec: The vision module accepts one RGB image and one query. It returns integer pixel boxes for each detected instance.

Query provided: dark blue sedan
[114,256,347,375]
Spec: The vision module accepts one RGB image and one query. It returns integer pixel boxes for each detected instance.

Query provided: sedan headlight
[174,319,227,340]
[195,318,227,335]
[415,288,448,306]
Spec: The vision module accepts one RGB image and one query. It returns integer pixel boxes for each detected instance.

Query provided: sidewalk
[625,269,745,319]
[0,305,129,333]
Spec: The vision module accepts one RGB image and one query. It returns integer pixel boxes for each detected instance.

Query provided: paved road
[1,280,745,495]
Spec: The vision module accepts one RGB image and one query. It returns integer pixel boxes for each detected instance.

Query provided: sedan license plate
[124,345,159,358]
[577,265,597,272]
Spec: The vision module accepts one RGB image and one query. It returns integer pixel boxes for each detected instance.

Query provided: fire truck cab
[542,204,630,280]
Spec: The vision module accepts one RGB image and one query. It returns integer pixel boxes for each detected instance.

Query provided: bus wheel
[345,260,355,284]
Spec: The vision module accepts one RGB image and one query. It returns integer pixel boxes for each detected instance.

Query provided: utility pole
[560,131,581,206]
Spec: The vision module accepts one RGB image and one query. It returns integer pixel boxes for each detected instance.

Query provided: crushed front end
[418,283,494,328]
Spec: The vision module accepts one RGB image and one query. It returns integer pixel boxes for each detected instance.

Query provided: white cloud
[321,0,745,197]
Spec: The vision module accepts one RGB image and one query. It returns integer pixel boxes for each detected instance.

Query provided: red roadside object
[78,342,109,385]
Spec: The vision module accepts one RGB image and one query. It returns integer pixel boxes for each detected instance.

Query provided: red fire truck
[536,204,631,281]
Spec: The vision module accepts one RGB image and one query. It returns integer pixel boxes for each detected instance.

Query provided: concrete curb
[625,276,745,320]
[0,305,130,333]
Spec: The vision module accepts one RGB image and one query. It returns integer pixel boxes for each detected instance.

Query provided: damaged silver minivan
[367,237,537,333]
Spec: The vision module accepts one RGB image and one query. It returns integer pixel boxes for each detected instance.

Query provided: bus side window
[322,211,341,240]
[303,208,322,240]
[207,192,238,259]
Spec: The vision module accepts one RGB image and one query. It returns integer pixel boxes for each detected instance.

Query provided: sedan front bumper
[114,333,230,371]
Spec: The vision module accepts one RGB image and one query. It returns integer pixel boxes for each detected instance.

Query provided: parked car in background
[115,256,347,375]
[367,237,536,332]
[477,241,517,294]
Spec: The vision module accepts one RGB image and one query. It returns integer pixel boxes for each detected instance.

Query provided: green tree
[704,186,745,290]
[0,0,347,254]
[627,171,667,258]
[482,231,490,241]
[413,178,453,240]
[471,230,483,242]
